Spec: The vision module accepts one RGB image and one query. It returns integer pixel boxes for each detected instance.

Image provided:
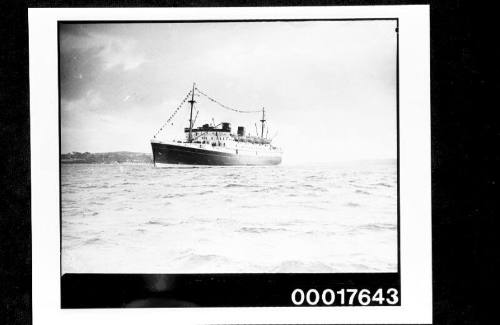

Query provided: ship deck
[151,139,282,157]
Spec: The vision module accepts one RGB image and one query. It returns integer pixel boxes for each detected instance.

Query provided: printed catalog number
[291,288,399,306]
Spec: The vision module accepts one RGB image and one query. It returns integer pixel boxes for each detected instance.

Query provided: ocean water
[61,160,397,274]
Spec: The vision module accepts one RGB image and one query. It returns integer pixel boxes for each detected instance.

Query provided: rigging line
[195,87,261,114]
[153,89,192,138]
[192,110,200,126]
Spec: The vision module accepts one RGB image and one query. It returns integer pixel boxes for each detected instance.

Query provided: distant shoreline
[61,151,152,164]
[61,151,396,166]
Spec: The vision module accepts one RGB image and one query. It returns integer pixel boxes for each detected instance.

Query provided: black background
[0,0,494,324]
[61,273,400,308]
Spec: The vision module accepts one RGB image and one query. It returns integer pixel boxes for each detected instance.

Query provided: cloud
[59,45,104,101]
[97,37,146,71]
[59,24,146,102]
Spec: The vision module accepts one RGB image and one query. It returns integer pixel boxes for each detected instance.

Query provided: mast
[188,83,196,142]
[260,107,266,138]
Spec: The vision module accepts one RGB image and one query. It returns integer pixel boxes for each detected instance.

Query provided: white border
[29,6,431,324]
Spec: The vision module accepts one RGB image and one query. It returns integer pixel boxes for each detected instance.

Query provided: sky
[60,20,397,163]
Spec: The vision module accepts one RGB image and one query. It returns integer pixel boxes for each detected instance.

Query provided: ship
[151,84,283,166]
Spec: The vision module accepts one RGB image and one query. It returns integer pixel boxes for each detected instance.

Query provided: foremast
[187,83,196,142]
[260,107,266,139]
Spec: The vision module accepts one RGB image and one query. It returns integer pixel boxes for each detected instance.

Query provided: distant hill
[61,151,153,164]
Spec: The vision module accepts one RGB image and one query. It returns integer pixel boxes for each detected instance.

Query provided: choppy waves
[61,160,397,273]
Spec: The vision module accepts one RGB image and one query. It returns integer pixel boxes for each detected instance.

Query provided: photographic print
[60,20,398,276]
[30,6,431,321]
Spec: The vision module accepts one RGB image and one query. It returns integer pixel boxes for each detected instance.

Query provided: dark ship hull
[151,142,282,166]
